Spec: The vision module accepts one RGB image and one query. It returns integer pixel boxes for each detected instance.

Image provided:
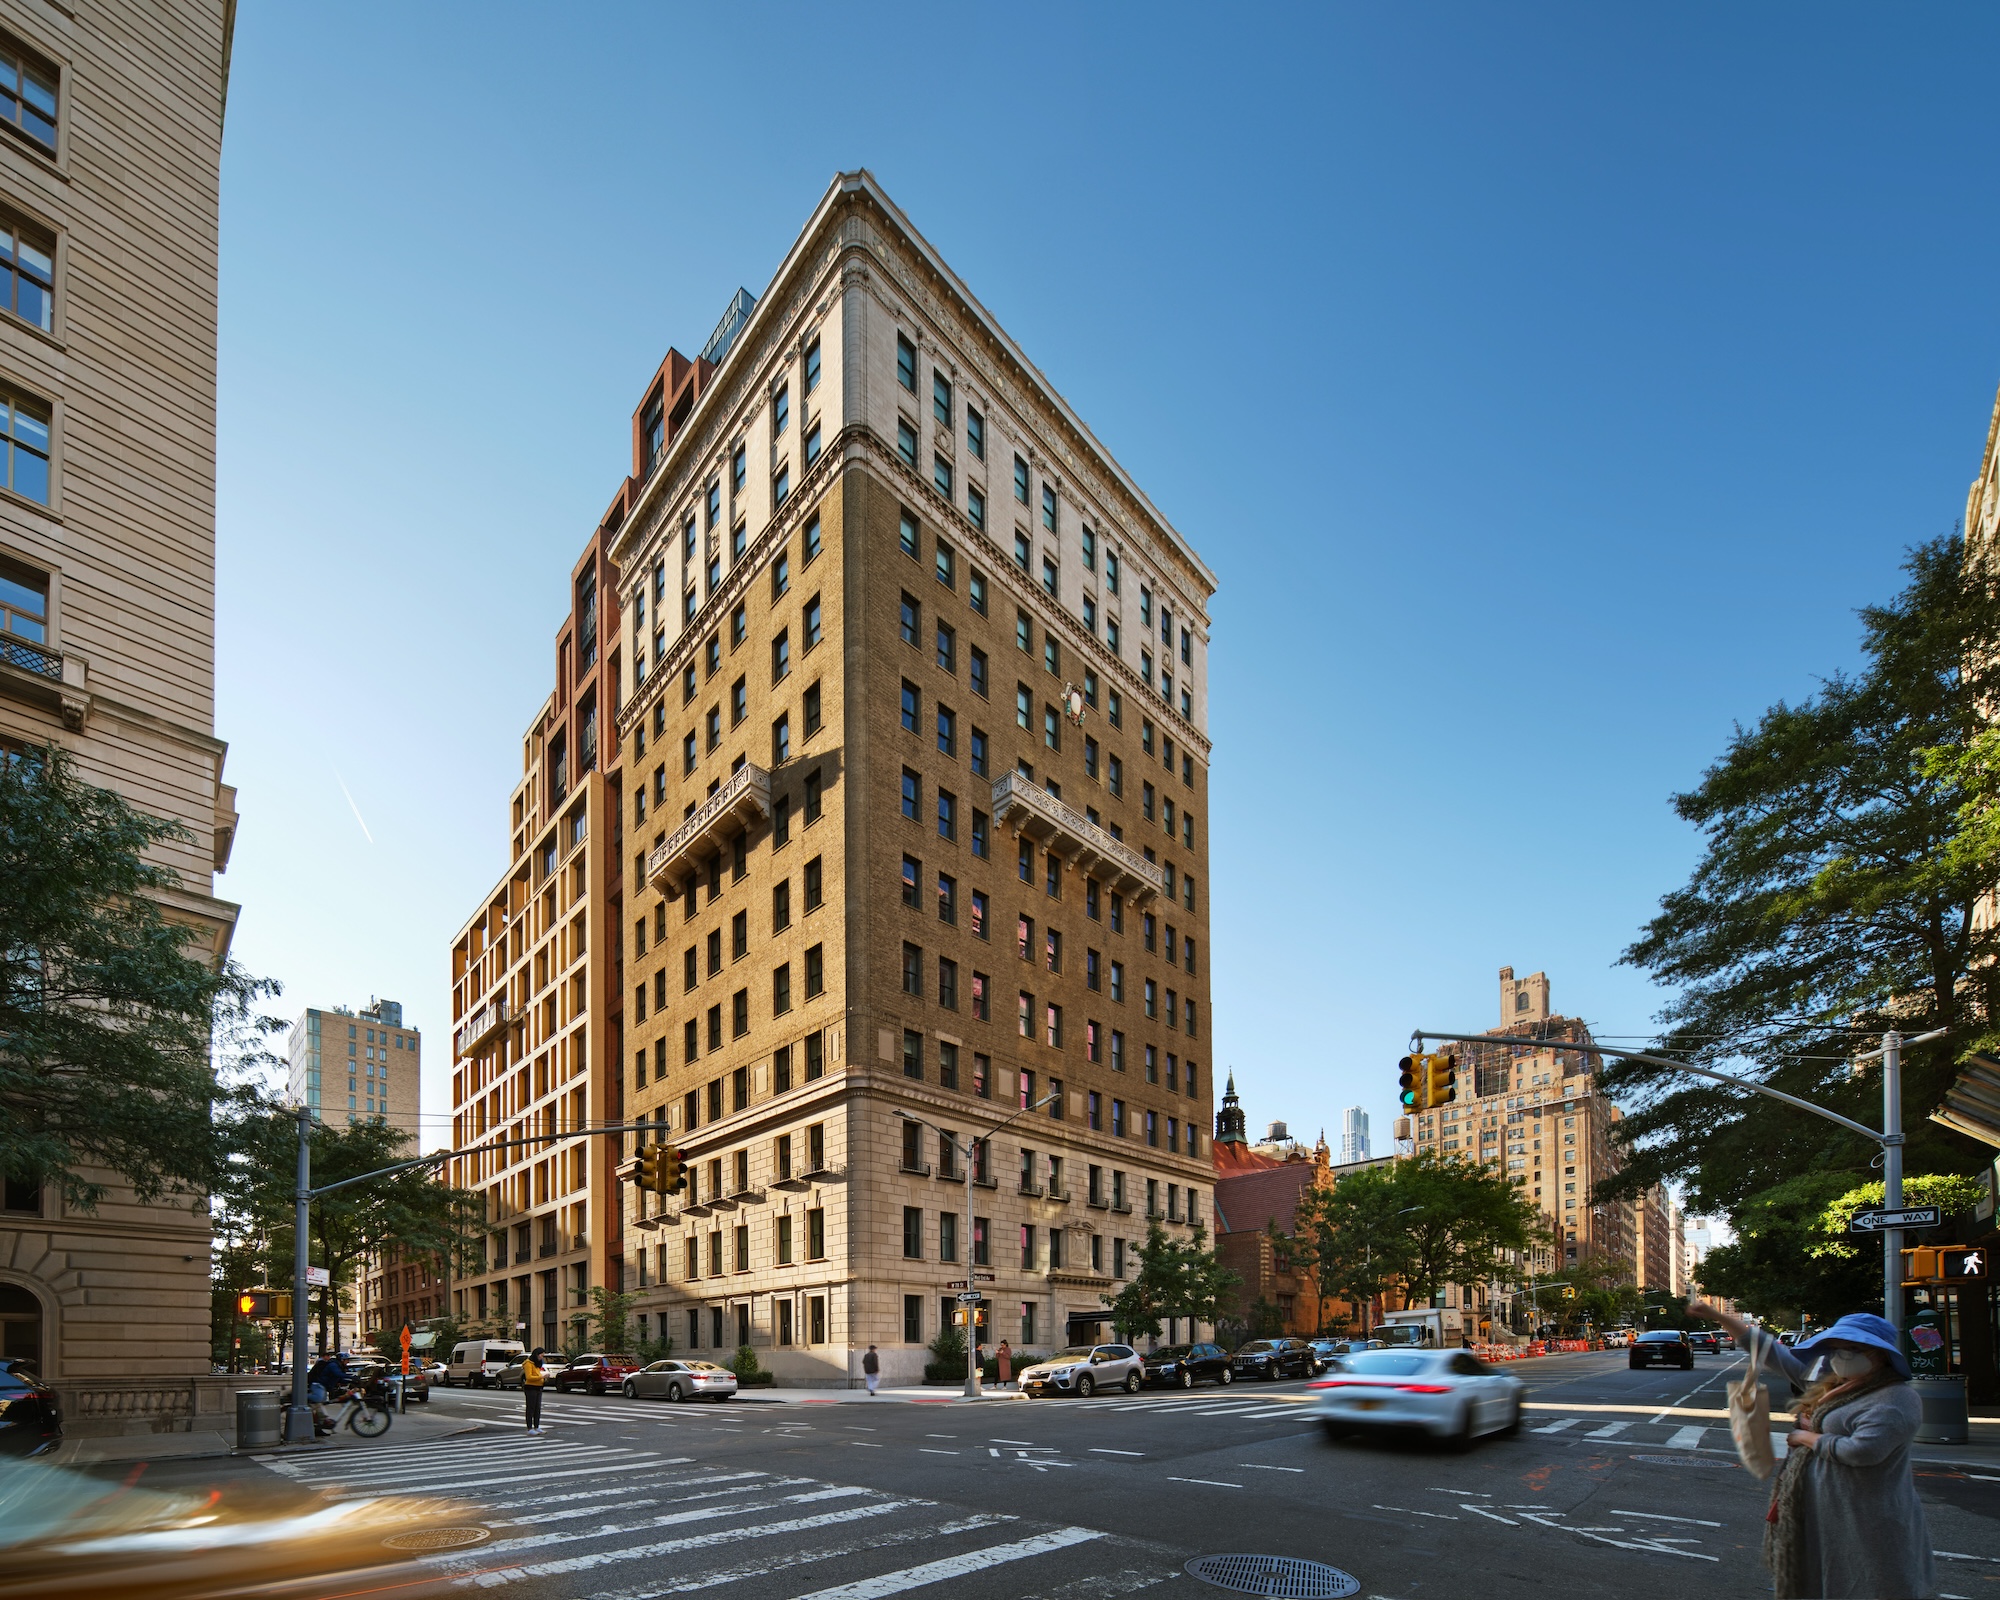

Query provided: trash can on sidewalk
[235,1388,281,1449]
[1912,1376,1968,1445]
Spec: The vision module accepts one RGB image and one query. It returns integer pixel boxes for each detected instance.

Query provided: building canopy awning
[1931,1053,2000,1148]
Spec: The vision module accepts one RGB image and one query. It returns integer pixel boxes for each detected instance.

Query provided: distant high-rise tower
[1340,1106,1371,1163]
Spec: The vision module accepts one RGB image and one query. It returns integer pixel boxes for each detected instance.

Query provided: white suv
[1019,1344,1144,1399]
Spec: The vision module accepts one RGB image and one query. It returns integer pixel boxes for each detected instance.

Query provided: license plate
[1353,1398,1384,1410]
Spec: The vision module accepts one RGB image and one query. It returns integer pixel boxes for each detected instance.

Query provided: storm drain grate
[1186,1555,1360,1598]
[1629,1453,1738,1469]
[383,1526,493,1551]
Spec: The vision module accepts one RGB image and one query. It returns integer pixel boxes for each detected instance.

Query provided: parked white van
[445,1338,525,1387]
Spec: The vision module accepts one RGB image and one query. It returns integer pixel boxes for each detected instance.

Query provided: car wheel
[589,1380,604,1397]
[1321,1419,1350,1444]
[1447,1405,1475,1452]
[1628,1357,1641,1370]
[1077,1375,1095,1398]
[1178,1368,1194,1390]
[623,1381,637,1399]
[1500,1399,1522,1438]
[667,1383,684,1403]
[1124,1372,1141,1394]
[1266,1364,1279,1382]
[1219,1367,1234,1386]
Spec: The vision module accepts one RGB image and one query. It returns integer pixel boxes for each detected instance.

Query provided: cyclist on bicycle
[307,1350,359,1437]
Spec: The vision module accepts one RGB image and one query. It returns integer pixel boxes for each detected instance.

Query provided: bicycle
[319,1386,392,1439]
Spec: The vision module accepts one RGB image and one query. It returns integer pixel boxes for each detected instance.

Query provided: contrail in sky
[332,767,374,844]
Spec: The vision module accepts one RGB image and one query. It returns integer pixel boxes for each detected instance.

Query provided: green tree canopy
[1605,538,2000,1219]
[0,745,281,1209]
[1101,1221,1240,1342]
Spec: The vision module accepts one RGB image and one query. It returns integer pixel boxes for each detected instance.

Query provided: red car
[552,1353,640,1394]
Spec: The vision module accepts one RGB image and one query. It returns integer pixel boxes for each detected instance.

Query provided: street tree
[0,744,281,1210]
[1291,1166,1406,1334]
[1608,538,2000,1220]
[1382,1150,1549,1308]
[1102,1222,1240,1344]
[587,1285,638,1351]
[224,1111,481,1354]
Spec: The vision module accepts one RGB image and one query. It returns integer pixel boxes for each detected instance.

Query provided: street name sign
[945,1276,996,1288]
[1846,1206,1943,1234]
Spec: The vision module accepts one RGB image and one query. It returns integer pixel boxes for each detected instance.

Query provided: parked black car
[0,1359,61,1457]
[1231,1337,1317,1381]
[1142,1342,1234,1389]
[1629,1330,1694,1371]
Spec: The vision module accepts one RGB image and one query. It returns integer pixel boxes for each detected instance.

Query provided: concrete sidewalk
[50,1398,487,1467]
[734,1384,1025,1404]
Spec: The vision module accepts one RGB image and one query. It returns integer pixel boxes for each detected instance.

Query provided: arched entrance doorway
[0,1282,44,1370]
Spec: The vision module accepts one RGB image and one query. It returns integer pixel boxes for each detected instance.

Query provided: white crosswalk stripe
[242,1435,1172,1600]
[1533,1418,1581,1433]
[1585,1421,1632,1440]
[1664,1425,1708,1449]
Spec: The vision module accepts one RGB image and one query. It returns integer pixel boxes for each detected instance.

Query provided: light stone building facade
[287,1000,421,1140]
[0,2,241,1434]
[609,173,1218,1383]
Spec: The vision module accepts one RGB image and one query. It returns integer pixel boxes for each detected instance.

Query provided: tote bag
[1729,1323,1777,1480]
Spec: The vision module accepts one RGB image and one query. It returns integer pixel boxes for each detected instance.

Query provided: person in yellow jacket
[523,1348,547,1433]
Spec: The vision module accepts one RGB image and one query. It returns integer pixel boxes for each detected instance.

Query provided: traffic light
[631,1146,662,1192]
[1398,1055,1425,1113]
[1426,1052,1458,1109]
[658,1145,687,1195]
[1903,1247,1940,1283]
[236,1290,282,1319]
[1943,1248,1989,1282]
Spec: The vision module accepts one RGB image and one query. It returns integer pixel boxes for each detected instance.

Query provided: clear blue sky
[213,4,2000,1153]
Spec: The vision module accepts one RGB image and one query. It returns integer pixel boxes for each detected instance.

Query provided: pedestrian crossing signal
[235,1290,288,1319]
[1943,1248,1988,1281]
[1398,1055,1424,1112]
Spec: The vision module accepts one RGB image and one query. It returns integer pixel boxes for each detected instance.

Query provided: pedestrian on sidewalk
[522,1347,547,1433]
[996,1339,1012,1388]
[862,1344,880,1396]
[1688,1298,1934,1599]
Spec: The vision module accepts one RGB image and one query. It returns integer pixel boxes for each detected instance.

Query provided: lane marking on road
[1663,1426,1708,1450]
[1169,1477,1242,1488]
[783,1525,1107,1600]
[1371,1505,1457,1520]
[1613,1511,1722,1526]
[1091,1448,1145,1456]
[1525,1402,1730,1419]
[988,1448,1001,1458]
[919,1449,959,1455]
[924,1434,956,1439]
[849,1442,884,1448]
[1240,1464,1303,1472]
[845,1426,877,1432]
[431,1496,919,1585]
[1531,1419,1580,1434]
[1461,1506,1518,1525]
[1426,1488,1489,1495]
[1514,1509,1718,1561]
[990,1438,1036,1444]
[1585,1422,1631,1440]
[1649,1360,1745,1424]
[439,1485,870,1562]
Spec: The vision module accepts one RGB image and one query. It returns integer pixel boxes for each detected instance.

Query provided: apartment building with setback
[445,534,627,1352]
[287,1001,421,1139]
[1416,967,1634,1276]
[607,172,1218,1383]
[0,3,243,1436]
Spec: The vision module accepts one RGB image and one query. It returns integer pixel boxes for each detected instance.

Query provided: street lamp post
[911,1090,1060,1398]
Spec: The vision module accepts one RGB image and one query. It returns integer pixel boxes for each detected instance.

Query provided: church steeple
[1215,1070,1247,1145]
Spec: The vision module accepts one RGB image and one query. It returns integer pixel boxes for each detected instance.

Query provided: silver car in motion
[622,1359,739,1402]
[1313,1347,1524,1446]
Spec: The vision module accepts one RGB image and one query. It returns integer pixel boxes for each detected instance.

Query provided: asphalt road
[107,1351,2000,1599]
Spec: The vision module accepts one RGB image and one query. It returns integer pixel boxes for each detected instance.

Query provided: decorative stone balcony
[455,996,509,1058]
[647,763,772,897]
[0,635,89,728]
[991,772,1162,903]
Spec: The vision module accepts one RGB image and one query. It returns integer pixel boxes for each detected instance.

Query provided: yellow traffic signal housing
[236,1290,275,1319]
[632,1146,662,1192]
[270,1292,292,1320]
[1398,1055,1425,1113]
[1427,1052,1458,1108]
[1903,1247,1940,1283]
[659,1145,687,1195]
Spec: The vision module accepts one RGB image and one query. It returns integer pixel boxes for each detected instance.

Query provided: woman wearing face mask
[1688,1299,1934,1599]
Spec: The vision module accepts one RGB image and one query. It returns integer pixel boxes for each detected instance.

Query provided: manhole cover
[383,1525,493,1551]
[1186,1555,1361,1598]
[1629,1453,1738,1469]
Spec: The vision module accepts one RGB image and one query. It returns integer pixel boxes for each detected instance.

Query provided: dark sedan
[1231,1337,1317,1381]
[1142,1342,1234,1389]
[0,1359,61,1457]
[1629,1330,1694,1370]
[1687,1330,1721,1356]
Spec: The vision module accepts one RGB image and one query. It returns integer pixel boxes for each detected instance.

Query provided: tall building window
[0,215,52,332]
[0,388,50,504]
[0,40,56,150]
[897,334,918,392]
[0,556,46,646]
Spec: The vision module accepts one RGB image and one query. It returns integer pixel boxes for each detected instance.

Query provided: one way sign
[1847,1206,1943,1234]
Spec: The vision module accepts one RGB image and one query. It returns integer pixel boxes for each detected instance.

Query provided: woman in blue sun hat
[1689,1297,1933,1599]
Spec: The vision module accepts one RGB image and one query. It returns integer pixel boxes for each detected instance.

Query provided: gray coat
[1764,1342,1936,1599]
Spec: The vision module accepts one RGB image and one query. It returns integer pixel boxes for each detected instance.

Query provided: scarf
[1762,1368,1904,1598]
